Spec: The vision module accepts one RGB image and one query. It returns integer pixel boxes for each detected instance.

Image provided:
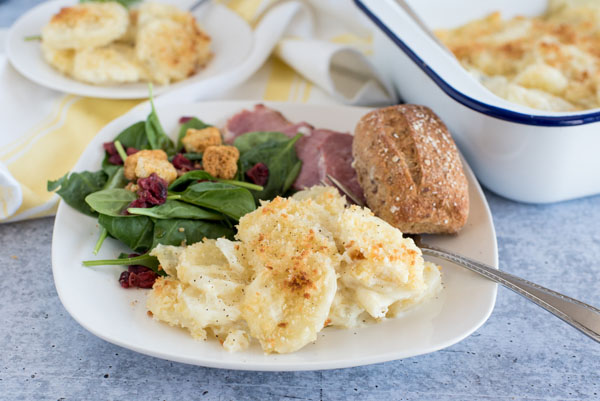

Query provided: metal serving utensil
[324,173,600,343]
[393,0,454,56]
[189,0,211,11]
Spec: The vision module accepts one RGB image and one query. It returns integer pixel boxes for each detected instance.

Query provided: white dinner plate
[6,1,253,99]
[52,101,498,371]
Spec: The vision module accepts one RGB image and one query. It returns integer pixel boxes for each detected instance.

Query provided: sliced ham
[225,104,365,203]
[224,104,312,143]
[319,132,367,204]
[292,129,331,190]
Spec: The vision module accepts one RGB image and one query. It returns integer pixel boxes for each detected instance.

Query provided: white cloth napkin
[159,0,395,105]
[0,0,395,222]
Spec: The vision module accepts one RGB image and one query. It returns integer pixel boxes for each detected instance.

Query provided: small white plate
[6,1,253,99]
[51,101,498,371]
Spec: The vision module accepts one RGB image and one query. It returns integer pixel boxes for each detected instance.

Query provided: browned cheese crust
[352,105,469,234]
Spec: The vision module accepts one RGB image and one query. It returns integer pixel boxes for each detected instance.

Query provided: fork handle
[421,245,600,343]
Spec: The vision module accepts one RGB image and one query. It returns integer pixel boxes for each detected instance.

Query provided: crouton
[135,157,178,184]
[202,145,239,179]
[182,127,222,153]
[124,149,168,180]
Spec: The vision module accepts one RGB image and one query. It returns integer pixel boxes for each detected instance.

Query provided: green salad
[48,94,302,286]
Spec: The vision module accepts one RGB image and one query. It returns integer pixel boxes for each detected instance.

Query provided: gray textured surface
[0,0,46,28]
[1,191,599,401]
[1,1,599,400]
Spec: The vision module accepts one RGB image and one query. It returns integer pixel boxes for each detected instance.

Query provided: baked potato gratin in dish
[41,1,212,85]
[147,186,442,354]
[436,0,600,111]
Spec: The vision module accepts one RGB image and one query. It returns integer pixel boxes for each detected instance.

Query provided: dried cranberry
[123,174,167,213]
[103,142,123,165]
[103,141,117,154]
[132,270,158,288]
[108,154,123,165]
[172,153,194,171]
[103,143,139,166]
[119,265,158,289]
[128,265,149,274]
[124,198,148,212]
[246,163,269,186]
[119,271,131,288]
[136,173,168,206]
[179,116,194,124]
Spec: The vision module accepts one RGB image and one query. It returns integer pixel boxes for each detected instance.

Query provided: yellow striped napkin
[0,0,386,222]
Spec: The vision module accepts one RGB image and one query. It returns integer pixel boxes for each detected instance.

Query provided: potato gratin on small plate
[51,101,498,371]
[6,0,252,99]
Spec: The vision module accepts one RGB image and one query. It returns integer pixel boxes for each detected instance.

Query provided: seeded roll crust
[352,105,469,234]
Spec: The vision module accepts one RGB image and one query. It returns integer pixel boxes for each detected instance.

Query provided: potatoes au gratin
[436,0,600,111]
[41,1,211,85]
[147,186,441,354]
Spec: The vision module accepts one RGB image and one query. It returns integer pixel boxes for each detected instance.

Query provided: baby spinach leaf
[177,118,211,152]
[101,162,121,178]
[168,170,214,191]
[152,219,234,248]
[98,214,154,253]
[82,253,164,276]
[176,181,256,220]
[85,188,136,217]
[233,131,288,155]
[101,121,148,175]
[283,160,302,194]
[168,152,203,162]
[168,170,263,192]
[128,200,224,220]
[146,94,175,155]
[182,153,203,161]
[115,121,149,150]
[239,134,302,201]
[103,166,128,190]
[48,170,107,217]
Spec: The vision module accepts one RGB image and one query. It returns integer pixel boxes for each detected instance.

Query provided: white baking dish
[355,0,600,203]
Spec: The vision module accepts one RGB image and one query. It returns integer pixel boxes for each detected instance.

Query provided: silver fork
[189,0,210,11]
[323,174,600,343]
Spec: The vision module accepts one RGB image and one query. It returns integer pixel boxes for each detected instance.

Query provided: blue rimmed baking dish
[355,0,600,203]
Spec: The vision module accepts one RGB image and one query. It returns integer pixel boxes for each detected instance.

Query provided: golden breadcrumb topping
[437,0,600,111]
[147,186,442,354]
[41,2,211,85]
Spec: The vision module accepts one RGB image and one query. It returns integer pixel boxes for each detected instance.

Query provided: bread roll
[352,105,469,234]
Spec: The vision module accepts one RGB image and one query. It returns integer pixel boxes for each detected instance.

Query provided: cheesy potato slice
[387,261,442,317]
[135,2,211,85]
[41,42,74,75]
[72,43,144,85]
[292,186,347,246]
[337,206,428,319]
[237,196,340,354]
[41,2,129,50]
[148,240,252,350]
